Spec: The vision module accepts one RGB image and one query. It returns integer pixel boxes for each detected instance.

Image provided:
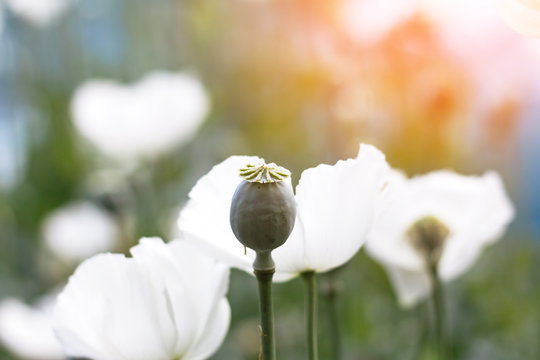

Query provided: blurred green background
[0,0,539,359]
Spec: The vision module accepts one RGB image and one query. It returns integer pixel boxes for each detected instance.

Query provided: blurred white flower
[365,170,515,307]
[177,144,390,281]
[71,71,209,162]
[2,0,73,26]
[42,201,119,262]
[0,292,64,360]
[493,0,540,37]
[53,237,230,360]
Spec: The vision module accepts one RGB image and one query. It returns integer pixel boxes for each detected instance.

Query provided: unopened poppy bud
[230,162,296,258]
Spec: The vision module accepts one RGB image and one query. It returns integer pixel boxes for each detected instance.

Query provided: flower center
[239,162,291,183]
[407,216,450,268]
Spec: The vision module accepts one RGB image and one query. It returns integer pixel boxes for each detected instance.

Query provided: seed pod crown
[239,162,291,183]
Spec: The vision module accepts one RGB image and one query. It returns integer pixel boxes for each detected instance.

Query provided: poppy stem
[254,252,276,360]
[429,264,446,360]
[321,269,342,360]
[302,271,319,360]
[411,301,430,359]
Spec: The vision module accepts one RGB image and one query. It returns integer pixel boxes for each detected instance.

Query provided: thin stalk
[321,270,342,360]
[410,301,430,360]
[254,268,276,360]
[302,271,319,360]
[429,264,445,360]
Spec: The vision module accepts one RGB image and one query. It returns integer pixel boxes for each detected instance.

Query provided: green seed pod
[230,162,296,253]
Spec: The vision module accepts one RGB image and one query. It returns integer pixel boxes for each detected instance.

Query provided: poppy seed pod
[230,162,296,253]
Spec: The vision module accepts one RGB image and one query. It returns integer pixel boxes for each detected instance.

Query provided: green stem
[302,271,319,360]
[321,270,342,360]
[254,267,276,360]
[411,301,430,360]
[429,264,445,360]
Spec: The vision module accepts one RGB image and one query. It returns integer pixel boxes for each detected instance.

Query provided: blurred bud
[407,216,450,267]
[42,201,119,262]
[230,162,296,255]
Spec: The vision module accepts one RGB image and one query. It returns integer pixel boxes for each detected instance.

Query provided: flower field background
[0,0,539,359]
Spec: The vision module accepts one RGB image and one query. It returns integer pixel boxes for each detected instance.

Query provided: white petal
[153,240,230,357]
[71,72,209,161]
[494,0,540,37]
[0,296,64,360]
[290,144,390,273]
[54,253,170,360]
[384,264,432,308]
[438,172,514,280]
[365,169,429,272]
[184,299,231,360]
[272,216,308,276]
[129,238,191,357]
[177,156,262,274]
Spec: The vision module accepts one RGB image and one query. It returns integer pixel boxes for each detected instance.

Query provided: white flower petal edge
[53,237,230,360]
[71,71,209,161]
[494,0,540,37]
[0,294,64,360]
[366,170,515,307]
[383,264,432,308]
[438,172,515,280]
[273,144,391,274]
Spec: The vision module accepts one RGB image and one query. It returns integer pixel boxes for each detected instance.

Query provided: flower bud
[230,162,296,253]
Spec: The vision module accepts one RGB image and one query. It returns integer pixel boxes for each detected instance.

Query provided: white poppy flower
[365,170,515,307]
[53,237,230,360]
[0,293,64,360]
[493,0,540,37]
[42,201,118,262]
[3,0,73,26]
[177,144,390,281]
[71,71,209,162]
